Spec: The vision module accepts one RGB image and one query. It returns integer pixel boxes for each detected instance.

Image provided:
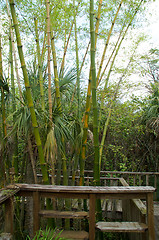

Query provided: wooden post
[5,197,14,235]
[89,194,96,240]
[139,175,141,186]
[146,175,149,186]
[33,191,40,236]
[133,175,136,186]
[154,175,157,200]
[147,192,155,240]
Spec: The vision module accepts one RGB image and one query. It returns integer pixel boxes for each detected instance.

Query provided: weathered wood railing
[0,183,156,240]
[0,186,20,239]
[37,170,159,200]
[65,170,159,200]
[120,178,147,240]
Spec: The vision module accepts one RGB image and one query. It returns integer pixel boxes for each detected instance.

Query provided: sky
[143,1,159,49]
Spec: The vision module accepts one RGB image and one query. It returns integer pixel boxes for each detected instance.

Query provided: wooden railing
[26,170,159,200]
[0,182,156,240]
[74,170,159,200]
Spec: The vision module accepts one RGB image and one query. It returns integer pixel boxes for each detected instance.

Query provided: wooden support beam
[4,197,14,235]
[33,191,40,235]
[89,194,96,240]
[147,192,155,240]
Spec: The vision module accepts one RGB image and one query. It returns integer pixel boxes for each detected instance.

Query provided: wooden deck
[0,183,156,240]
[16,184,155,240]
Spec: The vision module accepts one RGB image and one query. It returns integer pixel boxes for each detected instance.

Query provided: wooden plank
[139,175,142,186]
[115,199,122,212]
[4,198,13,235]
[55,230,89,239]
[119,178,147,215]
[33,191,40,235]
[146,175,149,186]
[16,184,156,194]
[39,210,88,219]
[40,192,89,199]
[0,186,20,204]
[89,194,96,240]
[96,222,148,232]
[147,193,155,240]
[107,200,113,211]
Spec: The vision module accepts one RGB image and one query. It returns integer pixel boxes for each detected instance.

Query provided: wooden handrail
[119,178,147,215]
[0,183,156,240]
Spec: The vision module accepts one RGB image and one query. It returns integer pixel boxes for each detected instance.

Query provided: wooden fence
[0,183,156,240]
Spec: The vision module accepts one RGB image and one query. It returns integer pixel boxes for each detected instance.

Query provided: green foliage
[26,227,66,240]
[0,74,9,93]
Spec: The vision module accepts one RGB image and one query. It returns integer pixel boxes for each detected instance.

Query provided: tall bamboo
[0,35,6,186]
[90,0,100,186]
[98,1,143,140]
[9,0,49,184]
[96,0,123,84]
[9,29,19,176]
[46,0,52,122]
[50,31,67,188]
[6,0,23,102]
[80,0,103,186]
[50,31,61,110]
[104,0,143,92]
[98,24,124,86]
[90,0,103,230]
[60,1,81,76]
[0,38,7,139]
[34,18,45,111]
[99,46,138,169]
[73,0,80,119]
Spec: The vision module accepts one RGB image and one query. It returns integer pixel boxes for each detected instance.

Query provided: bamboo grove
[0,0,157,189]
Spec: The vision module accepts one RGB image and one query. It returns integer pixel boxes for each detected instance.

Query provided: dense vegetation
[0,0,158,186]
[0,0,159,239]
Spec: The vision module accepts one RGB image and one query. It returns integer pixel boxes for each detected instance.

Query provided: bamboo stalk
[9,0,49,184]
[28,137,38,184]
[0,37,7,138]
[90,0,100,186]
[50,31,61,110]
[34,18,45,111]
[6,0,23,102]
[0,35,6,186]
[46,0,52,123]
[80,0,103,186]
[60,1,81,76]
[99,45,139,169]
[74,0,80,119]
[9,28,19,176]
[96,0,123,84]
[98,24,124,86]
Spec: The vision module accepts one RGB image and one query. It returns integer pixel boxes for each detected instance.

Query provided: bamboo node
[21,64,26,69]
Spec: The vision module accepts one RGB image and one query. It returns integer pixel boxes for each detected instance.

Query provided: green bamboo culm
[9,28,19,176]
[80,0,103,187]
[9,0,49,185]
[0,37,7,139]
[34,17,45,111]
[0,35,6,186]
[90,0,100,186]
[46,0,53,123]
[6,0,23,102]
[50,31,61,110]
[90,0,103,233]
[73,0,80,120]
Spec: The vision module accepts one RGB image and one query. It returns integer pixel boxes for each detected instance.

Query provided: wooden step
[54,230,89,240]
[96,221,148,232]
[39,210,88,219]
